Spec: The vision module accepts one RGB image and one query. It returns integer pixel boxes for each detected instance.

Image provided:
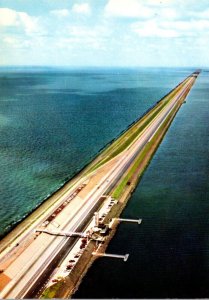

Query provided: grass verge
[41,280,64,299]
[112,101,180,199]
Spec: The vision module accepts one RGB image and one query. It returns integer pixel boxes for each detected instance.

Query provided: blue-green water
[1,67,208,298]
[0,67,188,236]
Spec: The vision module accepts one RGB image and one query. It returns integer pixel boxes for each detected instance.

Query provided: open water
[0,67,208,298]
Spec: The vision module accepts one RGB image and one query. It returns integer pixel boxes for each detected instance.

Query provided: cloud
[148,0,176,4]
[0,8,41,35]
[191,8,209,19]
[104,0,178,20]
[3,36,18,46]
[63,24,111,51]
[19,12,40,34]
[50,4,91,18]
[50,9,69,17]
[131,18,209,39]
[0,8,17,26]
[131,20,179,38]
[3,35,32,49]
[104,0,153,18]
[71,3,91,15]
[158,8,177,19]
[67,25,109,37]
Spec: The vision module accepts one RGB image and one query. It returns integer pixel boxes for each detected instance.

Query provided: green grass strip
[112,102,179,199]
[41,281,64,299]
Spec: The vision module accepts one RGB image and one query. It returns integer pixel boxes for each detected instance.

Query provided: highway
[0,72,199,299]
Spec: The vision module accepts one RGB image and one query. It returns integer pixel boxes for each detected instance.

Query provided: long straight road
[0,71,199,299]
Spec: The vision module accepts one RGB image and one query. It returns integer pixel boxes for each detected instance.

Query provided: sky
[0,0,209,67]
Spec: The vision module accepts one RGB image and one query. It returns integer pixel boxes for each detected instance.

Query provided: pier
[92,252,129,262]
[35,229,87,238]
[117,218,142,224]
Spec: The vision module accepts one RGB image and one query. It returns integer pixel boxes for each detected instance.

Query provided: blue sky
[0,0,209,67]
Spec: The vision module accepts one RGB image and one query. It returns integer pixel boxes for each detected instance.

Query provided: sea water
[1,67,208,297]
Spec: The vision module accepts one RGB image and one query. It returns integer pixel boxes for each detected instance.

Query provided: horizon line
[0,65,203,69]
